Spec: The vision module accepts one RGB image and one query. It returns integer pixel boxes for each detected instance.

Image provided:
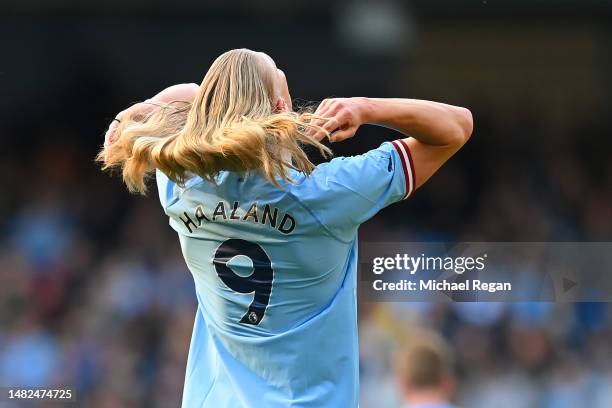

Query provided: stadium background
[1,1,611,407]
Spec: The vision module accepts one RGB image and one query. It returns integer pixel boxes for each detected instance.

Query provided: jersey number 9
[213,239,274,325]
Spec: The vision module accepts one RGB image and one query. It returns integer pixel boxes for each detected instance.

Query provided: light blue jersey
[156,140,415,408]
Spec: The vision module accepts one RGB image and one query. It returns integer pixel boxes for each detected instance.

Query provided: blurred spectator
[395,330,457,408]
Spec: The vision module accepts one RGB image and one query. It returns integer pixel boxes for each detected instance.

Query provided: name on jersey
[177,201,296,235]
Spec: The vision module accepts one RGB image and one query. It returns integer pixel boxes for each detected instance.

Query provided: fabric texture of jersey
[155,141,415,408]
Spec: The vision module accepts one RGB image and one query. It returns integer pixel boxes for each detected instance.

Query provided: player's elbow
[450,107,473,147]
[457,107,473,141]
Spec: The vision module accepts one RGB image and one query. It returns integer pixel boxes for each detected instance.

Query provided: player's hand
[103,117,122,153]
[103,102,148,148]
[310,97,369,143]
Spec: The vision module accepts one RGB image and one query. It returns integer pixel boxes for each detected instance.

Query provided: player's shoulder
[316,142,396,175]
[155,169,207,211]
[292,142,397,194]
[285,141,410,237]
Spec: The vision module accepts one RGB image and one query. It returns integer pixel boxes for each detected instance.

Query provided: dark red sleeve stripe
[391,140,415,199]
[400,139,416,198]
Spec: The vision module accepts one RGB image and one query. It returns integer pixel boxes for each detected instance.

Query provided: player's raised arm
[313,97,473,191]
[103,83,199,148]
[121,82,199,119]
[361,98,472,190]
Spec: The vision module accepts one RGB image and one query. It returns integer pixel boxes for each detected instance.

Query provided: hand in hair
[310,97,370,142]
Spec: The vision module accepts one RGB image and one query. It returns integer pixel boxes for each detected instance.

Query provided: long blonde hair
[98,49,331,194]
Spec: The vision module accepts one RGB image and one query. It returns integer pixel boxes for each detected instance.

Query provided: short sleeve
[295,140,415,241]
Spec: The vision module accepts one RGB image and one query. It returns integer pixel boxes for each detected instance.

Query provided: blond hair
[98,49,331,194]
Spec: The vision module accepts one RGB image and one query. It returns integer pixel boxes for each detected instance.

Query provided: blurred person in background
[396,330,457,408]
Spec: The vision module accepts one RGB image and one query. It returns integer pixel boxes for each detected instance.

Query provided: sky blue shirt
[156,140,415,408]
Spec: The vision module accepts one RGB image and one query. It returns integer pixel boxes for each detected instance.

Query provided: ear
[274,97,288,113]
